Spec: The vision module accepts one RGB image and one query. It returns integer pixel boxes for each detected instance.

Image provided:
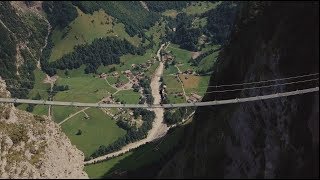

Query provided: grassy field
[163,75,186,103]
[61,108,126,158]
[196,51,219,73]
[113,90,141,104]
[97,48,157,74]
[192,17,208,28]
[182,1,222,15]
[161,1,221,18]
[52,75,116,122]
[106,74,129,85]
[162,9,179,18]
[179,75,211,97]
[145,19,167,46]
[56,65,87,78]
[166,44,194,73]
[84,126,184,178]
[49,7,141,62]
[17,69,50,116]
[52,106,81,123]
[164,65,179,76]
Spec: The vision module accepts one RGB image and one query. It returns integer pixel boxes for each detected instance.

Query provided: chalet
[140,63,148,68]
[113,72,119,76]
[185,69,193,74]
[124,70,132,75]
[146,60,153,65]
[99,73,107,78]
[116,82,124,88]
[177,92,184,96]
[166,55,173,61]
[191,93,202,101]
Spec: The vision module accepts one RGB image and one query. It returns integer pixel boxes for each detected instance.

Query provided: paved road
[1,87,318,109]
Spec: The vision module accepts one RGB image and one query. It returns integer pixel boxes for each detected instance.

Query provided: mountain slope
[158,1,319,178]
[0,78,88,178]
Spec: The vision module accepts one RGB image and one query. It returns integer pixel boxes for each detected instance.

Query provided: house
[146,60,153,65]
[116,82,124,88]
[99,73,107,78]
[166,55,173,61]
[185,69,193,74]
[131,64,136,68]
[191,93,202,101]
[124,70,132,76]
[177,92,184,97]
[140,63,148,68]
[113,72,119,76]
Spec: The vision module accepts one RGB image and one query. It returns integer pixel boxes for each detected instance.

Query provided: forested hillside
[166,1,238,51]
[43,1,78,29]
[0,1,47,99]
[72,1,160,36]
[145,1,188,12]
[43,37,139,75]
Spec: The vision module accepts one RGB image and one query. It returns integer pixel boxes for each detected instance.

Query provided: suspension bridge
[0,87,318,108]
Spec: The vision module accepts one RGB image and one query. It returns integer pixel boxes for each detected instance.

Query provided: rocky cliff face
[158,2,319,178]
[0,78,88,178]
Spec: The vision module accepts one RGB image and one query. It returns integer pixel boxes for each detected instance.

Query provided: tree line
[145,1,188,12]
[72,1,159,37]
[42,1,78,30]
[41,37,140,76]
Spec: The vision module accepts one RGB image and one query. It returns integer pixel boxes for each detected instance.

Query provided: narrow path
[139,1,149,11]
[38,19,51,69]
[58,107,89,125]
[84,43,169,165]
[175,65,188,101]
[58,90,121,126]
[48,83,53,118]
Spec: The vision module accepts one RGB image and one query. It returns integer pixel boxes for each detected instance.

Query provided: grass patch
[164,65,178,76]
[106,74,129,85]
[163,75,186,103]
[84,127,184,178]
[61,108,126,158]
[56,65,86,78]
[179,75,210,97]
[162,9,178,18]
[52,76,116,122]
[166,43,194,73]
[182,1,222,15]
[145,20,167,46]
[196,51,219,73]
[192,17,207,28]
[49,7,141,62]
[52,106,81,123]
[113,90,141,104]
[17,69,50,116]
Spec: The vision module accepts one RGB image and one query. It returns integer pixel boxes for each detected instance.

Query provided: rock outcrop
[0,78,88,179]
[158,1,319,178]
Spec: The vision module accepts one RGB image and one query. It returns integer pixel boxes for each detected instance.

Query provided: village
[88,44,203,129]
